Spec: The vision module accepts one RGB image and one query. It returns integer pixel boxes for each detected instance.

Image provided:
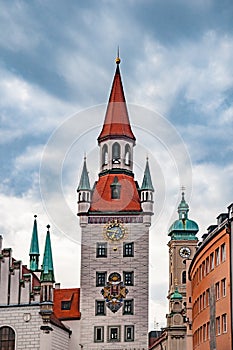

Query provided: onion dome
[168,192,198,240]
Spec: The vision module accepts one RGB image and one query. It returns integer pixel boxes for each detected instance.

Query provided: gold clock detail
[104,221,126,241]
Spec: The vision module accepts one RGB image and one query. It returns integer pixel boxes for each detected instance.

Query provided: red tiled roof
[89,173,141,212]
[98,65,136,143]
[22,264,40,287]
[53,288,81,320]
[50,313,72,335]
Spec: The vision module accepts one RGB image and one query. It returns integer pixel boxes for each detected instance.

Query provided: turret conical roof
[30,215,39,255]
[77,157,91,191]
[141,158,154,191]
[98,56,136,144]
[40,225,55,283]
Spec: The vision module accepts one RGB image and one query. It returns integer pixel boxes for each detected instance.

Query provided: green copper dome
[171,287,183,300]
[168,192,198,240]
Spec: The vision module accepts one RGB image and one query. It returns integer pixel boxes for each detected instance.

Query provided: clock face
[179,246,191,258]
[105,222,126,241]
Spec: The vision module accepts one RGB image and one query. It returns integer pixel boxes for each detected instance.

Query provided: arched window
[110,176,121,199]
[124,144,131,165]
[182,271,186,284]
[112,143,120,164]
[0,326,15,350]
[102,144,108,165]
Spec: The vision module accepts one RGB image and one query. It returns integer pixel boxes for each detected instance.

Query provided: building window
[110,176,121,199]
[215,248,220,266]
[210,253,214,270]
[206,257,209,274]
[94,326,104,342]
[207,322,210,339]
[125,325,134,342]
[123,271,134,286]
[123,242,134,257]
[215,282,220,300]
[96,300,106,316]
[182,271,186,284]
[206,289,210,306]
[221,278,226,297]
[221,243,226,262]
[123,299,134,315]
[102,144,108,165]
[203,292,206,308]
[108,326,120,342]
[216,316,221,335]
[112,142,121,164]
[0,326,15,350]
[124,144,131,165]
[96,243,107,257]
[222,314,227,333]
[203,324,206,341]
[96,272,107,287]
[61,301,71,310]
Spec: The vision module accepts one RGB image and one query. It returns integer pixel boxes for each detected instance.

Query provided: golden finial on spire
[115,46,121,64]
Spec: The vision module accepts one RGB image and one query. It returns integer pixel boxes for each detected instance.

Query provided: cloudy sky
[1,0,233,329]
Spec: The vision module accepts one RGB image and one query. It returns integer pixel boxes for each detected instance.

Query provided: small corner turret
[29,215,40,271]
[77,156,92,227]
[140,158,154,226]
[40,225,55,323]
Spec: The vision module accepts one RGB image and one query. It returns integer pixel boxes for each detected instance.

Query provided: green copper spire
[29,215,40,271]
[40,225,55,283]
[77,157,91,191]
[141,158,154,191]
[168,191,199,240]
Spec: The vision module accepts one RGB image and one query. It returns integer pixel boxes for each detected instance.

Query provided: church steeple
[29,215,40,271]
[168,192,199,240]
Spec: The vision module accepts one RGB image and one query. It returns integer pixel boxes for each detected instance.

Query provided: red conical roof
[98,61,136,144]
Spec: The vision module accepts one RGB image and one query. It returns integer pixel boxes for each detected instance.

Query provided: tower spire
[40,225,55,283]
[115,46,121,65]
[178,191,189,220]
[77,156,91,191]
[97,55,135,143]
[29,214,40,271]
[141,158,154,191]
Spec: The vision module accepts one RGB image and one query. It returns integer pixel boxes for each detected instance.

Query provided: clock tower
[166,192,198,349]
[77,55,154,349]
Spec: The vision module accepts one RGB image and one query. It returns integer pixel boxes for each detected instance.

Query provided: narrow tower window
[110,176,121,199]
[112,142,120,164]
[102,144,108,165]
[182,271,186,284]
[124,144,131,165]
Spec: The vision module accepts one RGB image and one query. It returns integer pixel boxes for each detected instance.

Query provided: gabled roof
[77,157,91,191]
[141,159,154,191]
[53,288,81,320]
[98,59,136,143]
[89,173,141,212]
